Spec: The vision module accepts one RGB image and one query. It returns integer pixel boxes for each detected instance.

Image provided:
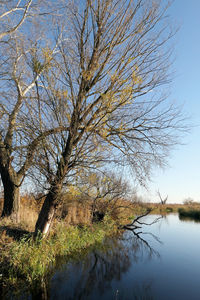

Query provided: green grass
[0,215,118,287]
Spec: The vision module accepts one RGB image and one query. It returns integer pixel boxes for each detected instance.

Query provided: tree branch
[0,0,32,40]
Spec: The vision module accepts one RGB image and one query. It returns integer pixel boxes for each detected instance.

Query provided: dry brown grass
[3,193,194,233]
[139,202,200,214]
[18,195,41,231]
[0,195,40,232]
[63,203,92,225]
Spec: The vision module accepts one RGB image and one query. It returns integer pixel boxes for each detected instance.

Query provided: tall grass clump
[3,215,118,285]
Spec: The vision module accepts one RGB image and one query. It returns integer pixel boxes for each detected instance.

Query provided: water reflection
[178,214,200,223]
[4,214,200,300]
[31,281,49,300]
[49,228,160,300]
[1,226,158,300]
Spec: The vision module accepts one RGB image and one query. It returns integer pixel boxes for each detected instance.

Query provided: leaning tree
[32,0,186,236]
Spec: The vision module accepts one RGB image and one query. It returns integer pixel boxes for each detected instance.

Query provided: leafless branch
[157,189,168,205]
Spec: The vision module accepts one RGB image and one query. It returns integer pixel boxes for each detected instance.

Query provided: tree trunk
[34,184,62,237]
[1,170,20,222]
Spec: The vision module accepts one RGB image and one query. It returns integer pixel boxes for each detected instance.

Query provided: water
[6,214,200,299]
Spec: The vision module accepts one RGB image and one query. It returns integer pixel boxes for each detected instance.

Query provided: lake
[6,214,200,299]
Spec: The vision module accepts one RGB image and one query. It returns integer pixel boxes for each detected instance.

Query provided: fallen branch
[136,216,163,226]
[121,208,152,230]
[119,207,163,231]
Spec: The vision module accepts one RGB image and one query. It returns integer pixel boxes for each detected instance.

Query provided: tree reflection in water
[1,227,161,299]
[48,229,161,300]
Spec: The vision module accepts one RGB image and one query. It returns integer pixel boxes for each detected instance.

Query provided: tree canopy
[0,0,187,234]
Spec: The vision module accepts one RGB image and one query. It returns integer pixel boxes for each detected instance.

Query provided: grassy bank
[0,193,135,290]
[0,215,118,289]
[137,203,200,215]
[1,196,199,291]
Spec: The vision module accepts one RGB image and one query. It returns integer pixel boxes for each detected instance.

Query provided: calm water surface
[49,214,200,300]
[8,214,200,299]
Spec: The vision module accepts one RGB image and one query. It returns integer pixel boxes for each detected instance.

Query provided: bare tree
[0,1,69,220]
[75,170,132,219]
[32,0,187,236]
[157,190,168,205]
[183,197,194,205]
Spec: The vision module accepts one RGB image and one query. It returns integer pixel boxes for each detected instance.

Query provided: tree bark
[34,184,62,237]
[1,169,20,222]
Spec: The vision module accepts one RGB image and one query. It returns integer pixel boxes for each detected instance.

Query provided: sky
[140,0,200,203]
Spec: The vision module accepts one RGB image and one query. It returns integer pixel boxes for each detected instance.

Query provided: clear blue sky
[141,0,200,203]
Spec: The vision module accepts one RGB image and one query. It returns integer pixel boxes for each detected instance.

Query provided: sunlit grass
[0,215,118,286]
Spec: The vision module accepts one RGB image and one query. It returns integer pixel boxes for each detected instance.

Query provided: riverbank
[0,215,120,290]
[1,199,200,292]
[137,202,200,214]
[0,193,136,291]
[24,214,200,300]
